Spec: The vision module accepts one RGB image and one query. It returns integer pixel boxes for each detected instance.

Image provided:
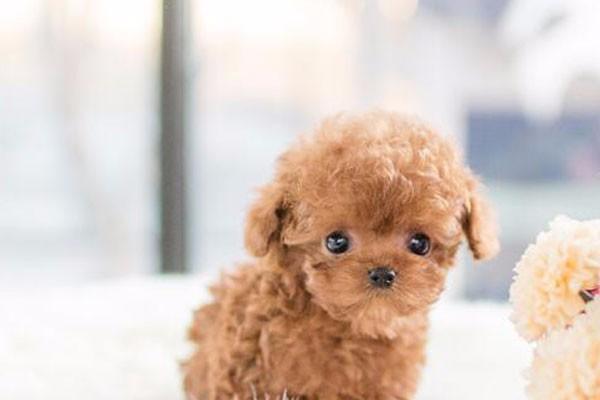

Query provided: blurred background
[2,0,599,300]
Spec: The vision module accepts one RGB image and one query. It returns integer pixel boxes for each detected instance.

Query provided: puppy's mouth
[579,286,600,303]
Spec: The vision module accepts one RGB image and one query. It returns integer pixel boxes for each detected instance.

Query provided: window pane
[0,0,159,285]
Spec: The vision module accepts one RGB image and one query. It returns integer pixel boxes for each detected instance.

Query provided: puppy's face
[245,113,499,338]
[291,197,460,338]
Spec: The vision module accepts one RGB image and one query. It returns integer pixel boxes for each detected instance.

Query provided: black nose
[368,267,396,289]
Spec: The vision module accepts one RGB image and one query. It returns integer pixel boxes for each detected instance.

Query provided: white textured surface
[0,276,529,400]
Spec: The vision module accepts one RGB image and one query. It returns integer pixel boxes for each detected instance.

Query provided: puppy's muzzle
[368,267,396,289]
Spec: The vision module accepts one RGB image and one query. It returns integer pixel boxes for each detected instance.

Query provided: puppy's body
[185,261,427,400]
[184,112,498,400]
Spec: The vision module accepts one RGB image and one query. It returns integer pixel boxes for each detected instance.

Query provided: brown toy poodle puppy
[183,111,499,400]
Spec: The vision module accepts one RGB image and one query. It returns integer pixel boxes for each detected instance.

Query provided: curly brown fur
[183,111,499,400]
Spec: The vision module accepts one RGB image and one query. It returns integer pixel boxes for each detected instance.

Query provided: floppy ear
[462,177,500,261]
[244,184,286,257]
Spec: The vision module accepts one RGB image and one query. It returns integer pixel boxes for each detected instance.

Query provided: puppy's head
[245,112,499,338]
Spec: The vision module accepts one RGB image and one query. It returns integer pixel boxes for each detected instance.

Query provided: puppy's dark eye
[325,231,350,254]
[408,233,431,256]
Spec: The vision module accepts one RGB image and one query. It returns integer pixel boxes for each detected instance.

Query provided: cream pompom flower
[526,300,600,399]
[509,216,600,341]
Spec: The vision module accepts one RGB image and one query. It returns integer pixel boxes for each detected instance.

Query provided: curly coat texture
[183,111,499,400]
[510,216,600,400]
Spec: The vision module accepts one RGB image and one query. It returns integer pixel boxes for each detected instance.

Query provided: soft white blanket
[0,276,529,400]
